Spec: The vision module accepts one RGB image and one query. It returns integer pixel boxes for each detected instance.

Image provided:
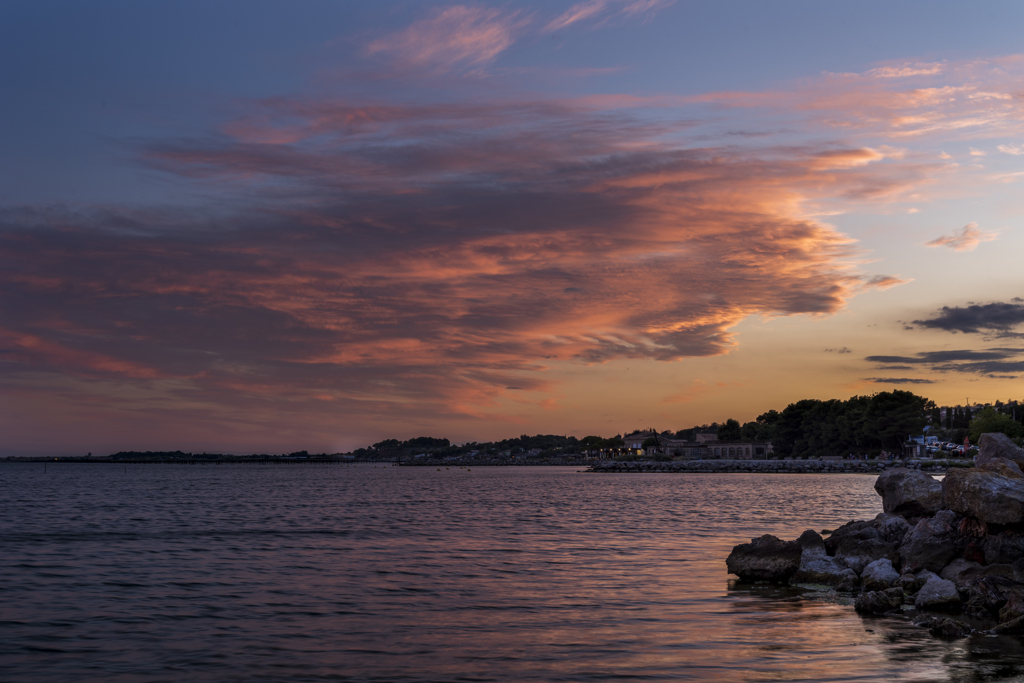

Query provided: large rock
[824,520,879,555]
[978,432,1024,468]
[940,558,984,590]
[984,530,1024,565]
[824,520,896,573]
[897,567,929,595]
[861,558,901,591]
[975,457,1024,479]
[874,512,911,546]
[962,575,1020,618]
[915,575,961,612]
[874,467,943,518]
[727,534,802,583]
[899,516,958,572]
[944,468,1024,526]
[836,538,897,574]
[790,530,859,589]
[855,587,904,615]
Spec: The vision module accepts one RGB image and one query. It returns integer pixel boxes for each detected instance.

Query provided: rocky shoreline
[588,458,968,474]
[726,433,1024,639]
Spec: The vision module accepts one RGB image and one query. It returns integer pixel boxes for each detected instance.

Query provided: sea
[3,462,1024,682]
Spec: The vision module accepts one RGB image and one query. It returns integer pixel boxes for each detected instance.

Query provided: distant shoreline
[587,458,972,474]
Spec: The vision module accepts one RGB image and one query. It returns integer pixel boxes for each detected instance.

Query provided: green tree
[969,407,1024,442]
[863,390,928,450]
[717,418,741,441]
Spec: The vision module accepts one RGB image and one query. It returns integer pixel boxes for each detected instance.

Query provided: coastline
[588,458,972,474]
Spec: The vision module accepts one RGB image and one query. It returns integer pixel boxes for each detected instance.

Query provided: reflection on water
[2,464,1024,681]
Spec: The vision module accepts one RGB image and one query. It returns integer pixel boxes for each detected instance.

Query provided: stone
[985,529,1024,565]
[899,516,958,573]
[976,457,1024,479]
[790,530,859,589]
[978,432,1024,468]
[874,467,943,518]
[916,616,973,638]
[727,534,802,583]
[874,512,910,546]
[999,592,1024,623]
[823,520,879,555]
[897,568,929,595]
[944,467,1024,526]
[836,537,897,574]
[993,614,1024,634]
[855,587,904,615]
[940,558,984,590]
[1011,558,1024,583]
[962,575,1017,619]
[861,558,901,591]
[915,575,961,612]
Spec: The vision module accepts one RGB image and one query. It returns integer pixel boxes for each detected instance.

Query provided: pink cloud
[925,222,997,251]
[17,53,1024,449]
[365,6,530,72]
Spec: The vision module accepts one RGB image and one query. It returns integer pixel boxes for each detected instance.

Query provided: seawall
[588,458,971,474]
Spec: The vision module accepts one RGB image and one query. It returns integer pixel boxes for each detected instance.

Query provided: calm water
[3,464,1024,682]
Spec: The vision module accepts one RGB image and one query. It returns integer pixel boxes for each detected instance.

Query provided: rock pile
[726,433,1024,639]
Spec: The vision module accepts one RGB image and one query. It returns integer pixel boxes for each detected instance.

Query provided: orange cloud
[15,53,1024,448]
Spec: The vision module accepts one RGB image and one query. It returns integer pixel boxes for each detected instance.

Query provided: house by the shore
[621,430,772,460]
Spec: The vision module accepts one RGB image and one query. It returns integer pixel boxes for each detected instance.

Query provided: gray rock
[727,534,802,583]
[835,537,896,574]
[790,529,859,589]
[855,587,905,615]
[940,558,984,590]
[897,568,929,595]
[874,512,911,546]
[916,616,972,638]
[899,516,958,572]
[979,432,1024,468]
[994,614,1024,634]
[985,529,1024,565]
[999,591,1024,624]
[824,520,879,555]
[975,456,1024,479]
[943,467,1024,526]
[934,509,960,527]
[915,575,962,612]
[861,558,900,591]
[962,575,1018,619]
[874,467,943,517]
[1011,558,1024,583]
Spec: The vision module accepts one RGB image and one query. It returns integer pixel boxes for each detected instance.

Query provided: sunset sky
[3,1,1024,456]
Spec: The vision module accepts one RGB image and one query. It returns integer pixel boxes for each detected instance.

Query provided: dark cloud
[865,377,936,384]
[866,348,1024,377]
[913,301,1024,335]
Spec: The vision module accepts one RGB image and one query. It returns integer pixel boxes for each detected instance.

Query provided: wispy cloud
[365,6,530,72]
[998,143,1023,155]
[865,62,944,78]
[543,0,674,33]
[365,1,676,74]
[925,222,997,251]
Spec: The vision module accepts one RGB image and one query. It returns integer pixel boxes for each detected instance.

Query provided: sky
[2,1,1024,456]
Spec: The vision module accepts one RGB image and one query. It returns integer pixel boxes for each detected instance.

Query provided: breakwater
[589,458,971,474]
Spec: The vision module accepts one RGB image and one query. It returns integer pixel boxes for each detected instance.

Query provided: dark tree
[717,418,742,441]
